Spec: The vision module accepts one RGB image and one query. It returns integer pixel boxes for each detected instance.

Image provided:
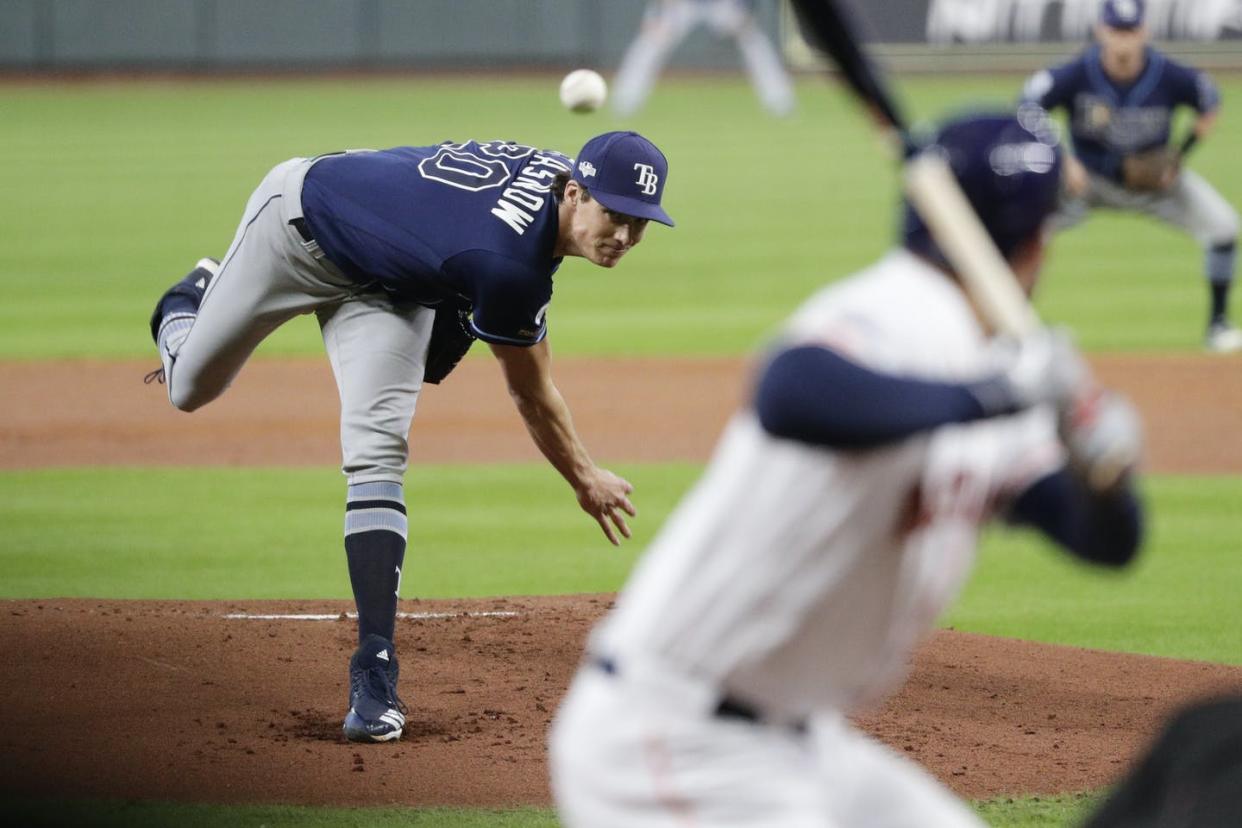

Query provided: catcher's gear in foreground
[1085,694,1242,828]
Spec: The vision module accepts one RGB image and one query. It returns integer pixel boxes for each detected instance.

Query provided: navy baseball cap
[571,131,674,226]
[1101,0,1145,29]
[903,107,1063,262]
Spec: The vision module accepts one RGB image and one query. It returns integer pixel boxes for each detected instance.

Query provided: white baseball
[559,69,607,114]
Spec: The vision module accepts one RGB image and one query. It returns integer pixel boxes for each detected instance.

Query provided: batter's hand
[1060,388,1143,492]
[974,328,1090,415]
[576,467,637,546]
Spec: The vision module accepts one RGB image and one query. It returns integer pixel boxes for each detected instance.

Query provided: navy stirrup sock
[1208,242,1236,325]
[344,482,407,644]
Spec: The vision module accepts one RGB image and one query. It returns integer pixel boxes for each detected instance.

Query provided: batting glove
[1060,388,1143,492]
[969,328,1090,416]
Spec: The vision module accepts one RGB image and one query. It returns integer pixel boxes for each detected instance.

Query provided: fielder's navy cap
[1101,0,1145,29]
[571,131,674,227]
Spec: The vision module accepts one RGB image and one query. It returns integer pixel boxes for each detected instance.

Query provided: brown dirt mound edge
[2,596,1240,808]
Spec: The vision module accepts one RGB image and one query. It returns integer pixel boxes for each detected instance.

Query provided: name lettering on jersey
[1073,95,1170,151]
[490,151,571,236]
[634,163,659,195]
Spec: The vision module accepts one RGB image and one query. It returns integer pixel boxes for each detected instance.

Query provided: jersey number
[417,141,534,193]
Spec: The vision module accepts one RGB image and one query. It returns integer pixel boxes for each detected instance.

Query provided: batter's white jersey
[590,249,1064,718]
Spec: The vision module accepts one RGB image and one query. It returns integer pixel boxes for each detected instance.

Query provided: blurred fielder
[612,0,796,117]
[146,131,673,743]
[1022,0,1242,352]
[550,111,1145,827]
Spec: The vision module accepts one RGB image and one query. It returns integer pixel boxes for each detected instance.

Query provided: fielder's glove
[1059,388,1143,493]
[1122,148,1180,193]
[969,328,1090,416]
[423,306,477,385]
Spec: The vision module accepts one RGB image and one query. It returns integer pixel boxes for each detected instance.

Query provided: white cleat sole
[1206,326,1242,353]
[343,708,404,743]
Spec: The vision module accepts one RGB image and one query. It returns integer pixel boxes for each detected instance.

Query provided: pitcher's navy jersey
[1023,46,1220,181]
[300,140,573,346]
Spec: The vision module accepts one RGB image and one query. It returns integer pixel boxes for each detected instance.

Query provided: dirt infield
[2,354,1241,808]
[2,597,1240,807]
[2,353,1241,472]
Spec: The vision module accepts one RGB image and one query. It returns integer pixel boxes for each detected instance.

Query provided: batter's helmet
[901,107,1063,265]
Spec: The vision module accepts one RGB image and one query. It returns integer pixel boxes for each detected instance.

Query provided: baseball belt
[589,655,807,733]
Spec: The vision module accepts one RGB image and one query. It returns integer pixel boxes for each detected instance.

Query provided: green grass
[975,793,1099,826]
[1,74,1239,358]
[3,465,1241,666]
[0,793,1098,827]
[0,464,695,600]
[949,476,1242,663]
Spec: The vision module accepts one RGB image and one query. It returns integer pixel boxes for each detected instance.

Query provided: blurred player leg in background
[1145,170,1241,351]
[612,0,794,118]
[1051,168,1241,352]
[612,1,697,117]
[716,0,797,117]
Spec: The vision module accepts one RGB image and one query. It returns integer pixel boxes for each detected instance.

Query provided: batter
[550,112,1145,827]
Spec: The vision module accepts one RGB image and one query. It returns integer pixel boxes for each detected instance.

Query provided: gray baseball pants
[166,157,435,485]
[1054,169,1239,283]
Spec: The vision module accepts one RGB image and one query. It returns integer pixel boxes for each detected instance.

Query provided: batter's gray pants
[1053,169,1239,283]
[167,157,434,485]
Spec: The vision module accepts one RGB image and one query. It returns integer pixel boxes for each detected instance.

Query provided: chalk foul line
[223,611,521,621]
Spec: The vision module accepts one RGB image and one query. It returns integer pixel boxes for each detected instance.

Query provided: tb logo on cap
[634,163,659,196]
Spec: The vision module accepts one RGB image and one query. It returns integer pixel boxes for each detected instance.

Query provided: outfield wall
[0,0,778,71]
[1,0,1239,73]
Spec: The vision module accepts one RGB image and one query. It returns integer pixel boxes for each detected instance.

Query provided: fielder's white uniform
[551,250,1065,827]
[612,0,796,117]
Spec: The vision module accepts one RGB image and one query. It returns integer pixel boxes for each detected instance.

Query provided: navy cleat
[343,634,408,743]
[145,256,221,387]
[149,257,220,344]
[145,257,220,385]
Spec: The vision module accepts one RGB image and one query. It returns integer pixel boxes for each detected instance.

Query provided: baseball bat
[789,0,1040,337]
